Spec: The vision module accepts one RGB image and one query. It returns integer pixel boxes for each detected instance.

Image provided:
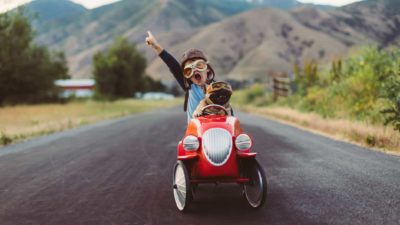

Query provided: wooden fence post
[272,73,290,101]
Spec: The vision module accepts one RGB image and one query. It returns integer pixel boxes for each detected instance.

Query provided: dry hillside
[34,0,400,81]
[147,1,400,81]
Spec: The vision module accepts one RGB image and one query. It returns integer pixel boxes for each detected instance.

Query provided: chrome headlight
[183,135,199,151]
[235,134,252,151]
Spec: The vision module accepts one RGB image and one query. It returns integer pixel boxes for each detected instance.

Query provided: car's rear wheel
[173,160,191,212]
[243,159,267,208]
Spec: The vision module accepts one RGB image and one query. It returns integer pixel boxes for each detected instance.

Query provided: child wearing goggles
[146,31,217,122]
[183,59,208,79]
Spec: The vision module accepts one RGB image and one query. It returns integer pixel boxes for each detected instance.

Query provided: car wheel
[173,160,191,212]
[243,159,267,208]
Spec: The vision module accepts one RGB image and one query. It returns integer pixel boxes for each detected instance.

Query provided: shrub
[244,84,265,103]
[1,132,12,146]
[381,75,400,132]
[287,46,400,127]
[293,60,319,96]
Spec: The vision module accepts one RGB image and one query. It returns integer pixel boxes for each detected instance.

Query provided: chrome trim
[202,128,232,166]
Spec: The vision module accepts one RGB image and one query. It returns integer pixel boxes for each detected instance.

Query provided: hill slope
[32,0,400,81]
[25,0,87,24]
[35,0,263,77]
[146,0,400,81]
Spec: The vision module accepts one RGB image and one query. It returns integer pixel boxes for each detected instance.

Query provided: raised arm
[145,31,185,90]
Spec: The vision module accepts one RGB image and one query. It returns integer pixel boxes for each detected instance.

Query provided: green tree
[93,37,147,100]
[0,9,69,105]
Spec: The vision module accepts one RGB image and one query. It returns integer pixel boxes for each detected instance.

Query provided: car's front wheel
[173,160,191,212]
[243,159,267,208]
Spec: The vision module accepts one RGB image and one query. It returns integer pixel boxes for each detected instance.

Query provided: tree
[93,37,148,100]
[0,9,69,105]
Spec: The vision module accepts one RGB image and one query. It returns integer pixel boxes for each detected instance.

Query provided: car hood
[186,115,243,137]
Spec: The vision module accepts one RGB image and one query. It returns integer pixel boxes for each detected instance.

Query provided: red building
[55,79,95,98]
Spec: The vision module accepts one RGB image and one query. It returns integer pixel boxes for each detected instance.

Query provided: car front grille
[202,128,232,166]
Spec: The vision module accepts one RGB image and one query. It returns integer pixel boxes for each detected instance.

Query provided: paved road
[0,107,399,225]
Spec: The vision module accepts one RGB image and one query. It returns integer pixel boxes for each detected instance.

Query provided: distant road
[0,107,399,225]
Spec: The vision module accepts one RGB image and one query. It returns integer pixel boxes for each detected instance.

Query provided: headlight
[235,134,252,151]
[183,135,199,151]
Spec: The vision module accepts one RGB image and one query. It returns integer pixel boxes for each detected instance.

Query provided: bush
[381,73,400,132]
[303,86,334,118]
[230,83,272,107]
[293,60,319,96]
[244,84,265,103]
[1,132,13,146]
[286,46,400,127]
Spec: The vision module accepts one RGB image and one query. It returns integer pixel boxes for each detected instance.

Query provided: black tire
[243,159,267,208]
[173,160,191,212]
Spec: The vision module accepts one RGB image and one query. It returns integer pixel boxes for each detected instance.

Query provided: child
[145,31,216,122]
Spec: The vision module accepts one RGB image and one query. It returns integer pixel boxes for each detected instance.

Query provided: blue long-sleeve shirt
[159,50,204,122]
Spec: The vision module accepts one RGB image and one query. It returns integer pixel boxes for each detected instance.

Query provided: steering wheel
[200,104,229,116]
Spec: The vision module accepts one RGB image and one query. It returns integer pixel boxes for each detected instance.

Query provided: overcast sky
[70,0,121,8]
[297,0,363,6]
[0,0,364,13]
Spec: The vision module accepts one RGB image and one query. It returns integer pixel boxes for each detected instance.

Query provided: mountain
[30,0,340,78]
[147,7,349,81]
[146,0,400,81]
[28,0,400,82]
[34,0,265,77]
[246,0,299,9]
[24,0,87,24]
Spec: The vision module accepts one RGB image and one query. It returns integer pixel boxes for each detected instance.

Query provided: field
[0,99,181,146]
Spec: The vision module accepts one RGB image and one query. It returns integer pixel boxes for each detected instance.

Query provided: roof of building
[55,79,95,87]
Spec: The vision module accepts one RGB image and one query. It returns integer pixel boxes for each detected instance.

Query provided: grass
[231,88,400,155]
[238,105,400,155]
[0,98,181,147]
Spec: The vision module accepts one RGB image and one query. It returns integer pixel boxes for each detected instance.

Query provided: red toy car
[173,104,267,211]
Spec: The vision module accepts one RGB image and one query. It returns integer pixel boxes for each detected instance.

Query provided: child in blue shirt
[146,31,216,122]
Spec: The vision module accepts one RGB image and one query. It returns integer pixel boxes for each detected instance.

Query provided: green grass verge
[0,98,181,147]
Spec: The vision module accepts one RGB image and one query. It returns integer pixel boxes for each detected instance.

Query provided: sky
[0,0,363,13]
[297,0,363,6]
[70,0,121,8]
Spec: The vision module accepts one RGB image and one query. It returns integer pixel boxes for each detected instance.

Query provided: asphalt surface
[0,106,399,225]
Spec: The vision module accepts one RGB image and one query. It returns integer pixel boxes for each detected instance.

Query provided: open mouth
[194,73,202,82]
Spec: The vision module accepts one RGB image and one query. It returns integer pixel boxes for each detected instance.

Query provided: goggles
[183,59,208,78]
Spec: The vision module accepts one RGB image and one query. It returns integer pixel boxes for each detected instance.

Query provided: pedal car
[173,104,267,211]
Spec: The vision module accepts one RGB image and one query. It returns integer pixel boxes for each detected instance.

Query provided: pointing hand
[145,31,163,54]
[146,31,156,47]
